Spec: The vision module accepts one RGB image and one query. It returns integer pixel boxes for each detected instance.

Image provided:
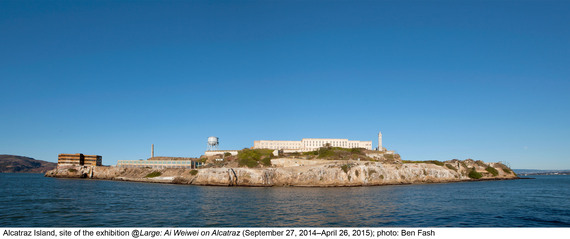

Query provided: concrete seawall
[45,159,518,187]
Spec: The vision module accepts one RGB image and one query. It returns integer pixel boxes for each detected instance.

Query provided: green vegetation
[475,160,487,167]
[445,164,457,171]
[350,148,364,154]
[485,166,499,176]
[145,171,162,178]
[384,154,394,160]
[429,160,445,166]
[317,147,336,158]
[237,149,274,168]
[380,175,384,179]
[494,163,515,175]
[402,160,444,166]
[224,152,231,157]
[355,170,360,177]
[468,168,483,179]
[292,146,374,161]
[316,147,367,160]
[368,169,377,175]
[302,151,318,156]
[68,168,77,173]
[340,164,351,173]
[189,170,198,176]
[261,157,272,167]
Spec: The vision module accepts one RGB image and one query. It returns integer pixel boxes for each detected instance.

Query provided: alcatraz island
[45,131,519,186]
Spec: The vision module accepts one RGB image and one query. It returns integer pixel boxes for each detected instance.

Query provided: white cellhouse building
[253,132,383,152]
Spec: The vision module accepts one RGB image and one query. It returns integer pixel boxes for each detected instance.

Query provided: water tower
[207,136,219,151]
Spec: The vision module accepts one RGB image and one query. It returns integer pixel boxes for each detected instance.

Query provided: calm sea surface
[0,174,568,227]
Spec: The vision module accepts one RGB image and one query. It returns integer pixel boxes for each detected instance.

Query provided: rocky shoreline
[45,158,518,187]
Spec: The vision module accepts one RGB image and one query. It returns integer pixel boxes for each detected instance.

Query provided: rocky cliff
[45,158,518,186]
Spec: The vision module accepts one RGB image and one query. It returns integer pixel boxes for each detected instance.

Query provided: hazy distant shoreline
[0,155,56,173]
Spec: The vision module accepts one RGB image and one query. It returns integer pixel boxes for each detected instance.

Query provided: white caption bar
[2,228,568,239]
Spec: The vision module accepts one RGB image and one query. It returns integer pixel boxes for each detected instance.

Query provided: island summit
[46,131,519,186]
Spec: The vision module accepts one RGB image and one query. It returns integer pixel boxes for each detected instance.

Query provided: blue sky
[1,0,569,169]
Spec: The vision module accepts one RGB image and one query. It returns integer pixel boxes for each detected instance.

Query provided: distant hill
[0,155,57,173]
[514,169,570,176]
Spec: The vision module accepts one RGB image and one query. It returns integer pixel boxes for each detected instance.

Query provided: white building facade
[254,138,373,151]
[204,150,239,156]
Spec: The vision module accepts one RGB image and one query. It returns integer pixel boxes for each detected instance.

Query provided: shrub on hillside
[317,147,336,158]
[341,164,350,174]
[485,166,499,176]
[495,163,515,175]
[261,157,272,167]
[429,160,444,166]
[238,149,273,168]
[475,160,487,167]
[468,168,483,179]
[238,149,260,168]
[145,171,162,178]
[350,148,364,154]
[445,164,457,171]
[316,147,367,160]
[302,151,318,156]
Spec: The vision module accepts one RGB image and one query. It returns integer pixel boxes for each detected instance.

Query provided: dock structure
[58,153,102,166]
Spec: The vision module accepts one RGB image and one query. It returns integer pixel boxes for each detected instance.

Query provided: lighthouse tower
[378,131,383,151]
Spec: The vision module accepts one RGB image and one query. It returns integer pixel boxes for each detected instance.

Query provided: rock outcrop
[45,158,518,187]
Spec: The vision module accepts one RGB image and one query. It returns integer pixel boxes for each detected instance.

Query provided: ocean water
[0,174,568,227]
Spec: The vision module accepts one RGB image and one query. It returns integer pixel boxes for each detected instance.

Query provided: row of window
[255,140,372,150]
[304,140,349,147]
[259,142,301,146]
